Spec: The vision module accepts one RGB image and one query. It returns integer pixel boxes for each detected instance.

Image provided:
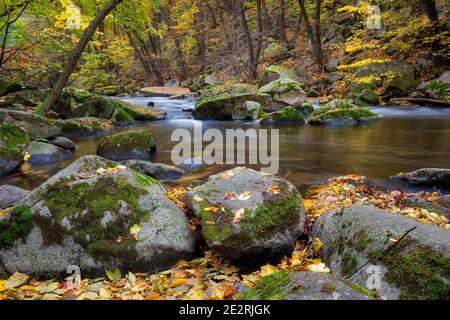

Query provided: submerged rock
[242,271,373,300]
[0,185,29,209]
[121,160,185,181]
[0,123,29,176]
[307,100,379,126]
[26,141,72,165]
[186,167,305,265]
[391,168,450,189]
[0,109,61,140]
[97,130,157,162]
[0,155,198,276]
[313,205,450,300]
[259,106,305,124]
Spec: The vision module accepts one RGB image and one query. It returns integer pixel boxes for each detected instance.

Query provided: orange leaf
[171,278,187,287]
[145,293,162,300]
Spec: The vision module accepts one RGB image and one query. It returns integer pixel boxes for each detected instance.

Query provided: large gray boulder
[242,271,373,300]
[0,123,29,176]
[258,65,305,88]
[97,130,157,162]
[313,205,450,300]
[0,110,61,140]
[391,168,450,189]
[0,155,198,276]
[48,136,76,152]
[25,142,72,165]
[121,160,185,181]
[0,185,29,209]
[185,167,305,265]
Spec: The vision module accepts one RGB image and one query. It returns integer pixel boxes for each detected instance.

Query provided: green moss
[119,101,160,121]
[38,176,147,248]
[199,187,303,246]
[341,252,358,277]
[0,205,33,248]
[348,282,377,299]
[353,229,372,252]
[87,239,137,260]
[135,172,158,187]
[241,270,294,300]
[383,246,450,300]
[350,84,380,106]
[321,282,337,294]
[256,78,300,95]
[308,101,377,123]
[112,105,135,125]
[0,123,29,158]
[98,130,156,158]
[259,106,304,123]
[265,65,305,85]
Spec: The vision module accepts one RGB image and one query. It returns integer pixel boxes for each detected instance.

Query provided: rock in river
[186,167,305,265]
[0,123,29,176]
[242,271,373,300]
[25,141,72,165]
[0,155,198,276]
[313,205,450,300]
[97,129,157,162]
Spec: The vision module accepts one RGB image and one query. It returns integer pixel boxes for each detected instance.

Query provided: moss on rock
[0,205,33,248]
[307,100,378,126]
[259,106,305,124]
[0,123,29,158]
[96,129,156,161]
[241,270,294,300]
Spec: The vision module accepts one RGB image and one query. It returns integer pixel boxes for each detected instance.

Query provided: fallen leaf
[233,208,245,223]
[171,278,187,287]
[99,288,111,299]
[205,207,219,214]
[223,192,238,200]
[269,185,281,195]
[105,269,121,282]
[77,292,99,300]
[307,260,330,273]
[238,192,251,201]
[130,224,141,240]
[5,272,29,289]
[36,282,59,293]
[23,152,30,162]
[127,272,137,287]
[260,264,278,277]
[145,293,162,300]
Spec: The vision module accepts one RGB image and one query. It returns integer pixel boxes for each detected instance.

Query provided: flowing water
[2,96,450,193]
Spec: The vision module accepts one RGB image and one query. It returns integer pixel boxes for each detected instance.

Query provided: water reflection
[1,97,449,193]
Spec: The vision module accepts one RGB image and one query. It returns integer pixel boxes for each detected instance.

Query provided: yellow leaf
[171,278,187,287]
[23,152,30,162]
[260,264,278,277]
[307,260,330,273]
[233,208,245,224]
[0,280,5,292]
[205,207,219,214]
[36,282,59,293]
[145,293,162,300]
[5,272,29,289]
[130,224,141,239]
[99,288,111,299]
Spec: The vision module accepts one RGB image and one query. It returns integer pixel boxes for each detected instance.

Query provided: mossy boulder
[186,167,305,265]
[0,123,29,176]
[256,78,307,108]
[193,93,274,120]
[307,100,379,126]
[231,101,264,120]
[0,109,61,140]
[54,117,113,138]
[391,168,450,189]
[258,65,305,88]
[0,155,198,276]
[70,97,134,127]
[295,102,314,116]
[25,141,72,165]
[97,130,157,162]
[242,271,373,300]
[259,106,305,124]
[121,160,185,181]
[313,205,450,300]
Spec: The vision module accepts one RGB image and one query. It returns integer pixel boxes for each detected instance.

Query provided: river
[2,96,450,193]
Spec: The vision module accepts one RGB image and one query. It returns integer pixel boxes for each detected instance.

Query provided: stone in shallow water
[121,160,185,181]
[391,168,450,189]
[0,155,198,276]
[313,205,450,300]
[0,123,29,176]
[48,136,76,152]
[25,141,72,165]
[0,185,29,209]
[186,167,306,266]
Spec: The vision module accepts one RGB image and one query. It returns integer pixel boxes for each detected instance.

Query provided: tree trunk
[314,0,323,68]
[238,0,257,78]
[174,38,189,80]
[278,0,286,43]
[261,0,271,31]
[197,0,207,70]
[38,0,124,115]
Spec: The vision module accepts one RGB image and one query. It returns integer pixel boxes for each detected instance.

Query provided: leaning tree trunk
[37,0,124,116]
[238,0,258,79]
